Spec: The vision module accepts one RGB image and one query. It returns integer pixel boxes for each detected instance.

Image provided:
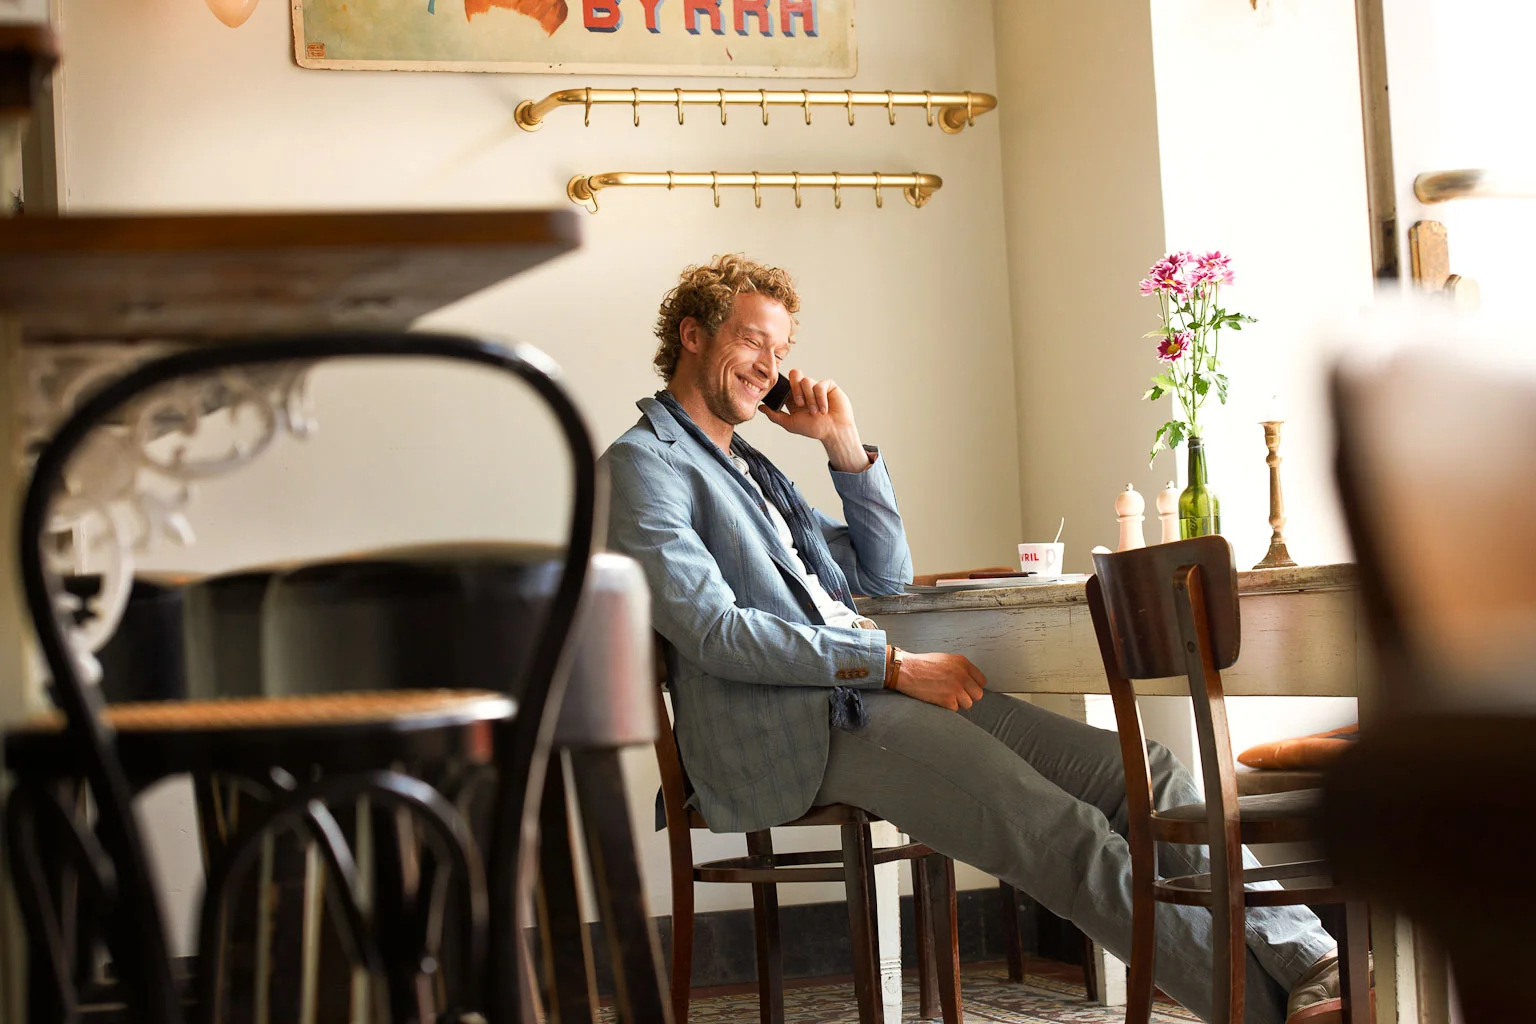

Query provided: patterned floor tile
[676,963,1200,1023]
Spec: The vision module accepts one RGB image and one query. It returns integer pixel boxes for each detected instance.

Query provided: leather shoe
[1284,953,1374,1024]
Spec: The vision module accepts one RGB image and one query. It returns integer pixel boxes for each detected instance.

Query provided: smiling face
[678,291,793,431]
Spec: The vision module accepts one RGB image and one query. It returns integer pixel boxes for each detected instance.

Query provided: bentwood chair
[1324,344,1536,1019]
[1087,537,1371,1024]
[1,333,628,1024]
[653,639,962,1024]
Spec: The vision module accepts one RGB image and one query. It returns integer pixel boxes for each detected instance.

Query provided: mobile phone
[763,374,793,412]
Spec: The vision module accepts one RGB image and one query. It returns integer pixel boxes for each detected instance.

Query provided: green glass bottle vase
[1179,435,1222,538]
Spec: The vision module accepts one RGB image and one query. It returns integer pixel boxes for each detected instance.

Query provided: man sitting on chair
[602,254,1347,1024]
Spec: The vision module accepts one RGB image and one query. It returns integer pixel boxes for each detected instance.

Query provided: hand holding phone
[763,374,793,412]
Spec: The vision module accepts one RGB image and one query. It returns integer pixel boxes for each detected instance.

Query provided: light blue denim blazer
[602,397,914,833]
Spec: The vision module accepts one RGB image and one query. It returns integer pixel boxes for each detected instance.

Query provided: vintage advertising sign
[294,0,856,77]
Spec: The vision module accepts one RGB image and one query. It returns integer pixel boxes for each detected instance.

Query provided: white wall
[1381,0,1536,319]
[1142,0,1377,768]
[54,0,1021,920]
[993,0,1376,776]
[992,0,1174,571]
[1147,0,1375,572]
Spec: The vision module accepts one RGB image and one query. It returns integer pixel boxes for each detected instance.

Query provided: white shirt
[728,453,877,630]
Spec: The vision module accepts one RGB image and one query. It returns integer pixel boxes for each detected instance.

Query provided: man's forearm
[823,424,870,473]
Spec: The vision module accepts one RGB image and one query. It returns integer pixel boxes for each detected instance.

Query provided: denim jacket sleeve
[605,440,888,688]
[815,447,914,598]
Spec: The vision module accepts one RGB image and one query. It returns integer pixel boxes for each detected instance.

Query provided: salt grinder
[1115,484,1146,551]
[1156,481,1180,544]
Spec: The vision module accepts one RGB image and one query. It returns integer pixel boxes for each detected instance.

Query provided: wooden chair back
[1332,346,1536,707]
[1088,535,1241,682]
[1086,536,1246,928]
[651,636,697,835]
[1327,334,1536,1020]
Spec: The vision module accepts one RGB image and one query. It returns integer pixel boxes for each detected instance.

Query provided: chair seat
[1153,858,1342,908]
[6,690,514,782]
[687,802,878,830]
[1153,788,1324,845]
[1235,769,1324,796]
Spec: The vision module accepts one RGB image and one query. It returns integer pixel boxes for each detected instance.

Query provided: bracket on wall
[1408,220,1480,309]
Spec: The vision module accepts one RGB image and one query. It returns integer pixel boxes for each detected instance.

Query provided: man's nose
[754,346,778,378]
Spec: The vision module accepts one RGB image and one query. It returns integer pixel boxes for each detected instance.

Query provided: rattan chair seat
[13,689,515,734]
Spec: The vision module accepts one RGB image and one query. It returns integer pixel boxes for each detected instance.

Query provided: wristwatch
[884,646,905,690]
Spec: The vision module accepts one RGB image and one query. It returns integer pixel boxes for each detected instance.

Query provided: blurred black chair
[1326,344,1536,1020]
[1,333,650,1024]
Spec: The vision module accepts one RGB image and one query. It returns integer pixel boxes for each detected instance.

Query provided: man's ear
[679,316,710,355]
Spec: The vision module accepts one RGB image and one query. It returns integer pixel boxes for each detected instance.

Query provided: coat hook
[584,87,593,127]
[675,88,685,125]
[632,87,641,127]
[966,92,975,127]
[752,171,762,208]
[760,91,770,125]
[793,172,803,208]
[802,89,813,125]
[924,91,934,127]
[886,91,896,126]
[719,89,728,125]
[711,171,721,208]
[873,171,884,208]
[845,90,856,126]
[833,172,842,209]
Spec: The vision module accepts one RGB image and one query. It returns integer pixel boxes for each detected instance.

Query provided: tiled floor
[677,959,1199,1023]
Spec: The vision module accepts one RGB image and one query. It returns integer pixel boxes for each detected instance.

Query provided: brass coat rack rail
[566,171,943,213]
[517,89,996,133]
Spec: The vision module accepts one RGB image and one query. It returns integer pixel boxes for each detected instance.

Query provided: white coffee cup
[1017,542,1065,576]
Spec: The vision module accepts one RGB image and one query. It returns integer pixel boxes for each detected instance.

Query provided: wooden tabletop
[857,562,1358,617]
[0,209,581,343]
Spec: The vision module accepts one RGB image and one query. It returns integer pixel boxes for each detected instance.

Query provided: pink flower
[1138,278,1158,297]
[1195,250,1235,286]
[1157,331,1192,363]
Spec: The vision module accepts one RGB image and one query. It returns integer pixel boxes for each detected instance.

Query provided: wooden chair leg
[920,854,962,1024]
[668,834,697,1024]
[913,858,938,1019]
[1125,838,1157,1021]
[1082,934,1099,1003]
[567,748,673,1024]
[841,823,883,1024]
[536,758,596,1024]
[1210,858,1245,1024]
[1000,881,1026,983]
[746,830,785,1024]
[1340,900,1373,1024]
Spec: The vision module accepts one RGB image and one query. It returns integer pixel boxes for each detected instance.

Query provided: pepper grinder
[1115,484,1146,551]
[1156,481,1180,544]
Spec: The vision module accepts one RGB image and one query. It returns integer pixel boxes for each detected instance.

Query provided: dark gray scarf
[654,391,868,729]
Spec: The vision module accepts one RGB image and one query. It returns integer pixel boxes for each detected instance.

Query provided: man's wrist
[824,426,870,473]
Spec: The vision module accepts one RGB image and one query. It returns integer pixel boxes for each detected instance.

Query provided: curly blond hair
[653,254,800,381]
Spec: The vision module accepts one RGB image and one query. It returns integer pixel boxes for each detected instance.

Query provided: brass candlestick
[1253,420,1297,569]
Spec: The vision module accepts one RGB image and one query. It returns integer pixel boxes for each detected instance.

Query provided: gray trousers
[813,689,1336,1024]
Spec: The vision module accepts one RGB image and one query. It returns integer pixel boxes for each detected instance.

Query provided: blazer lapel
[638,397,817,602]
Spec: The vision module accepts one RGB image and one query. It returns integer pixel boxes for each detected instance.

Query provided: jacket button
[858,669,869,678]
